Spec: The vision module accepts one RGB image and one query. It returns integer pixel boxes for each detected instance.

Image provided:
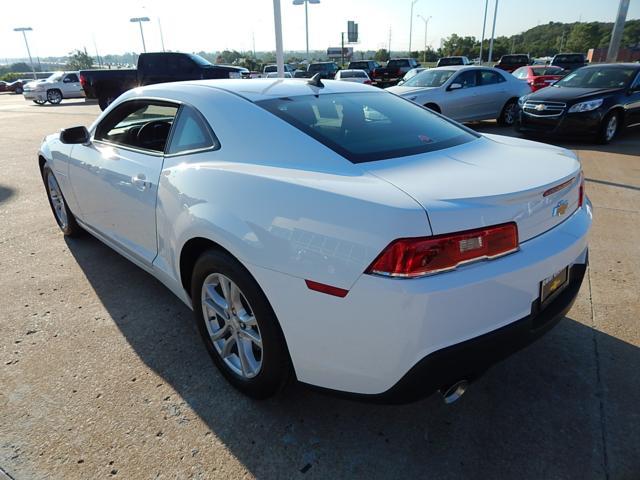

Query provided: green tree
[66,50,94,70]
[374,49,390,62]
[565,23,602,53]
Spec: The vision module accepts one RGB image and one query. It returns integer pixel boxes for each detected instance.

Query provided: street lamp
[13,27,37,79]
[130,17,150,53]
[293,0,320,62]
[487,0,499,63]
[416,15,431,63]
[408,0,419,56]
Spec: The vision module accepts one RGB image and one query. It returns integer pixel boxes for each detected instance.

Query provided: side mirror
[60,126,90,144]
[448,83,463,91]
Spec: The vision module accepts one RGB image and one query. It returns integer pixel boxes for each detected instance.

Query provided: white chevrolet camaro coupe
[39,78,591,403]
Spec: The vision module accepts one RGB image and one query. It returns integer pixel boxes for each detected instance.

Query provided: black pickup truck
[371,58,420,87]
[80,52,249,110]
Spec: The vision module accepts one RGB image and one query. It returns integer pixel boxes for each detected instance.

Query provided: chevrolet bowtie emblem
[552,200,569,217]
[535,104,547,111]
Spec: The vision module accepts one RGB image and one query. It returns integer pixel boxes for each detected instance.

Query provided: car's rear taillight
[80,74,87,88]
[366,223,519,278]
[364,79,372,84]
[578,172,585,207]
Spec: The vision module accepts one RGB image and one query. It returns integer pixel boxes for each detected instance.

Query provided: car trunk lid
[361,135,582,242]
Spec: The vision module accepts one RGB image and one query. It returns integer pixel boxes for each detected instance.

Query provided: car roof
[580,63,640,69]
[153,78,375,102]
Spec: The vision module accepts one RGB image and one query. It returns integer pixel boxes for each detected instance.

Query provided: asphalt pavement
[0,93,639,479]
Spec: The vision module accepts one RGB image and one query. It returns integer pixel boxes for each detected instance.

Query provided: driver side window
[94,101,179,153]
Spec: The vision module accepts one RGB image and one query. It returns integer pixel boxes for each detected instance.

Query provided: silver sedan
[386,66,530,126]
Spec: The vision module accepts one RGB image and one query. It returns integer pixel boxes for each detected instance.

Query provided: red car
[512,65,566,92]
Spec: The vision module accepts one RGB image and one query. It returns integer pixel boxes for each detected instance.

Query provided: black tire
[424,103,441,113]
[498,98,517,126]
[191,249,292,399]
[42,165,82,237]
[597,110,620,144]
[15,87,23,94]
[47,89,63,105]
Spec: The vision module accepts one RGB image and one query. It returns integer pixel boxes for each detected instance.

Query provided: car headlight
[518,95,528,106]
[568,98,603,113]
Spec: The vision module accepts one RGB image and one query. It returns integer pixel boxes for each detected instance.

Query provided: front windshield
[555,67,636,89]
[403,69,455,88]
[189,54,213,66]
[47,73,63,82]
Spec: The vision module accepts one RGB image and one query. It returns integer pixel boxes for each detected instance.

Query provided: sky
[1,0,638,61]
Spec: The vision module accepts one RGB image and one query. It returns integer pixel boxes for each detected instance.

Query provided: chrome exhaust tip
[440,380,468,404]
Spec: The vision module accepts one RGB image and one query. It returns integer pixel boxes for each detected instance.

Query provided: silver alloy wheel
[201,273,263,378]
[605,115,618,141]
[503,102,516,125]
[47,173,68,229]
[47,89,62,104]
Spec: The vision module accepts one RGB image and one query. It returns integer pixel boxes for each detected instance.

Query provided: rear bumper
[359,261,586,403]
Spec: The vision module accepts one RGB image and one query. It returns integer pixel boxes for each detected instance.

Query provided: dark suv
[550,53,587,72]
[494,54,530,73]
[305,62,340,79]
[347,60,381,77]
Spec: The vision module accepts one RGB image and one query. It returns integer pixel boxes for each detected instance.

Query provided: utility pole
[273,0,285,77]
[388,27,392,59]
[479,0,488,64]
[487,0,499,63]
[607,0,630,62]
[130,17,150,53]
[417,15,431,63]
[158,18,166,52]
[93,36,103,67]
[341,32,345,68]
[408,0,418,56]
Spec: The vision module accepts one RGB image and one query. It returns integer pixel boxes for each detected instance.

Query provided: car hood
[361,134,581,242]
[527,86,621,102]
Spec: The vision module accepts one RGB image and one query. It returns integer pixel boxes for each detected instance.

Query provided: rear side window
[341,71,366,78]
[64,73,79,82]
[257,92,478,163]
[479,70,505,85]
[167,106,218,155]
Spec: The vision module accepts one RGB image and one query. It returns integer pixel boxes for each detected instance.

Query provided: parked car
[7,79,31,94]
[387,66,530,125]
[301,62,340,79]
[494,54,530,73]
[397,67,427,85]
[512,65,566,91]
[265,72,293,78]
[334,69,372,84]
[372,58,420,87]
[550,53,587,72]
[347,60,381,77]
[22,72,84,105]
[39,78,591,402]
[436,56,471,67]
[263,64,297,76]
[80,52,249,110]
[516,63,640,143]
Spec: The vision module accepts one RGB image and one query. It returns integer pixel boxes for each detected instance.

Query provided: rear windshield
[438,58,463,66]
[501,55,528,64]
[341,71,366,78]
[387,60,410,68]
[264,65,277,73]
[349,62,368,69]
[257,92,477,163]
[309,64,333,72]
[403,69,455,88]
[531,67,564,76]
[554,54,584,63]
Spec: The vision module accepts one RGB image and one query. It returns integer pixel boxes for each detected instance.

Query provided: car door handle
[132,174,148,191]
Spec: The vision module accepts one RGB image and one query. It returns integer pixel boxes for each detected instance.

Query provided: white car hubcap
[606,116,617,141]
[201,273,262,378]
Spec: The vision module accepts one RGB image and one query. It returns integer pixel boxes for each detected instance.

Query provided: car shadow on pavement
[64,234,640,479]
[0,184,15,204]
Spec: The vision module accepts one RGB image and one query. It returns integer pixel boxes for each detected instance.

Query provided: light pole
[130,17,150,53]
[479,0,488,64]
[607,0,630,62]
[487,0,499,64]
[416,15,431,63]
[273,0,285,77]
[408,0,419,56]
[13,27,37,79]
[293,0,320,62]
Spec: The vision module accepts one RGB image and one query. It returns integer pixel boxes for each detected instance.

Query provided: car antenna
[307,73,324,88]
